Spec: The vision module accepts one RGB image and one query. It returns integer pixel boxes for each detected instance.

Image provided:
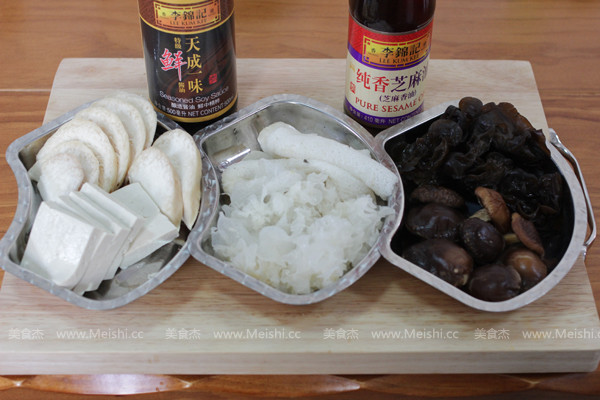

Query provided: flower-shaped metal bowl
[0,102,196,310]
[376,100,596,312]
[188,94,403,305]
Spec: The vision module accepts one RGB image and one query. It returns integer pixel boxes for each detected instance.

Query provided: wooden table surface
[1,0,600,398]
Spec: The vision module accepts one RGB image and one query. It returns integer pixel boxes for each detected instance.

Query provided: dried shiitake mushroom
[475,186,510,233]
[504,246,547,291]
[467,263,522,302]
[403,238,474,287]
[511,213,545,257]
[460,218,505,265]
[405,203,465,241]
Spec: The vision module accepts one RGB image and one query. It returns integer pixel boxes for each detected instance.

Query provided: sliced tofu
[52,197,117,294]
[21,202,104,288]
[110,183,178,269]
[67,191,135,280]
[79,183,144,239]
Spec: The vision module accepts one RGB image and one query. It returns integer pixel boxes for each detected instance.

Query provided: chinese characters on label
[345,17,432,128]
[154,0,221,31]
[160,36,205,83]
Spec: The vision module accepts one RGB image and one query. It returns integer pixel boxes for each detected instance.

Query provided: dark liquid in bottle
[138,0,237,135]
[349,0,435,32]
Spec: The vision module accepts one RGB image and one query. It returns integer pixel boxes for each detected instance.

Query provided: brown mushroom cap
[410,185,465,209]
[504,246,547,291]
[511,213,545,257]
[405,203,465,241]
[474,186,511,233]
[403,238,474,287]
[467,263,522,302]
[460,218,505,265]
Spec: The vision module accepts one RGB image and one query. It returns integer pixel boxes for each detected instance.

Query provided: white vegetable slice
[127,147,183,227]
[111,91,157,148]
[36,153,85,202]
[29,140,100,186]
[76,105,131,186]
[257,122,397,199]
[37,118,118,192]
[94,97,146,162]
[152,129,202,229]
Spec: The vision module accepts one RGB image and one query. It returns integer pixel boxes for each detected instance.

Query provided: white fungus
[210,134,396,294]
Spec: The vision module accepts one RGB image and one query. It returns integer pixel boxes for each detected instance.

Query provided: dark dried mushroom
[460,218,505,265]
[475,186,510,233]
[504,247,547,291]
[390,97,570,303]
[511,213,545,256]
[467,263,522,302]
[410,185,465,208]
[459,96,483,120]
[403,238,474,287]
[428,119,464,147]
[405,203,465,241]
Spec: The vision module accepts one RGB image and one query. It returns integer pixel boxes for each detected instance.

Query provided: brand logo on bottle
[154,0,221,31]
[362,31,431,69]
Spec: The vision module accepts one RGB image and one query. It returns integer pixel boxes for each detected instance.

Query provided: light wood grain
[0,58,598,375]
[1,0,600,397]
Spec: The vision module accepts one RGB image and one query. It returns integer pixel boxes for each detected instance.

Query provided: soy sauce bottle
[344,0,436,132]
[138,0,238,134]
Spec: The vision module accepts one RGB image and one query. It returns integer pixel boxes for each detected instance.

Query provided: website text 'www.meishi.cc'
[55,328,144,340]
[370,328,460,340]
[521,328,600,340]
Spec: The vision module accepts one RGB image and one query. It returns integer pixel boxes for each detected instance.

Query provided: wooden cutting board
[0,58,598,374]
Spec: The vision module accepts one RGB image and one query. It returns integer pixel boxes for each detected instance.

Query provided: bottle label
[138,0,237,123]
[345,15,433,128]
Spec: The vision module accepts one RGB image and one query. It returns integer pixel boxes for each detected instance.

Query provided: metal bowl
[0,102,193,310]
[188,94,403,304]
[375,100,596,312]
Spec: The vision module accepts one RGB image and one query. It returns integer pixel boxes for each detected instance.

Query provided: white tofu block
[21,202,103,288]
[79,183,143,235]
[68,191,134,279]
[52,197,116,295]
[119,212,178,269]
[111,183,179,269]
[110,182,160,218]
[80,183,146,279]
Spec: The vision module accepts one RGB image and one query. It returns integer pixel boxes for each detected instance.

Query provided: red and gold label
[345,16,433,129]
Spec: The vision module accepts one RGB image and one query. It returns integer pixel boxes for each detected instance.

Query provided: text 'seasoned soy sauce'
[344,0,436,133]
[138,0,237,134]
